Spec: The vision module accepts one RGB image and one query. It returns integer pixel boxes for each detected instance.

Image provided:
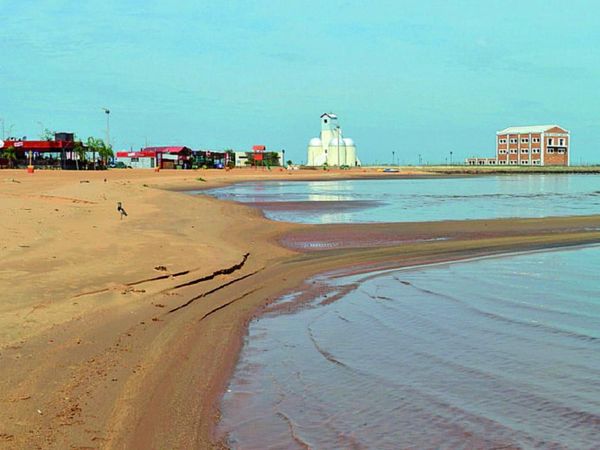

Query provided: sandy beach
[2,167,600,449]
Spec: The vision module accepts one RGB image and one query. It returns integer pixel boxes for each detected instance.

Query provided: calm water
[204,175,600,223]
[219,246,600,449]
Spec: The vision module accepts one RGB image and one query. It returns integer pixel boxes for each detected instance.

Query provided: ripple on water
[219,246,600,449]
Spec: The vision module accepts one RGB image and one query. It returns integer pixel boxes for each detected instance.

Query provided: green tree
[86,137,113,168]
[73,141,86,170]
[40,128,55,141]
[98,143,113,166]
[244,151,281,167]
[2,146,17,168]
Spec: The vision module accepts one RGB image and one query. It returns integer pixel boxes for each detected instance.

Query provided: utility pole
[392,150,395,166]
[102,108,110,147]
[101,108,110,170]
[418,154,422,165]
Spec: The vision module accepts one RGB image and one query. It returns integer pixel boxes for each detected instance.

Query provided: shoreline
[1,168,600,449]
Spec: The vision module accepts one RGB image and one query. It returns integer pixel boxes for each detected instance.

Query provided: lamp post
[102,108,110,146]
[392,150,395,167]
[418,154,422,166]
[282,149,285,168]
[101,108,110,170]
[450,151,453,165]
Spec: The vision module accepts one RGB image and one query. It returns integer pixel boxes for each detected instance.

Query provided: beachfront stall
[0,134,99,169]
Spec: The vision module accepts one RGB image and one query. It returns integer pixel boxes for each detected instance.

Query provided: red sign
[14,141,23,147]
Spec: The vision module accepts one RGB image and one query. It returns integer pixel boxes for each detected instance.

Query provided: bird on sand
[117,202,128,219]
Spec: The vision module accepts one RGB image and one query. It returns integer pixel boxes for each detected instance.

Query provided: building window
[521,149,529,154]
[510,138,518,144]
[510,160,517,165]
[548,138,554,145]
[521,138,529,143]
[547,148,555,153]
[558,149,565,154]
[532,137,540,143]
[532,148,540,154]
[499,149,507,154]
[521,160,529,164]
[510,149,517,154]
[499,160,507,165]
[532,160,540,165]
[559,138,565,146]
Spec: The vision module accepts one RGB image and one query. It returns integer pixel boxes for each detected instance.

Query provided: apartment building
[496,125,569,166]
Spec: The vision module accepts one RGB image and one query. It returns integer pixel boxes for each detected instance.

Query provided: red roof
[0,140,74,151]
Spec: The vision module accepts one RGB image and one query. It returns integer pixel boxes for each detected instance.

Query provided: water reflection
[204,175,600,223]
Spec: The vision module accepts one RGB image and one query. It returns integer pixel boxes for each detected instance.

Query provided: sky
[1,0,599,164]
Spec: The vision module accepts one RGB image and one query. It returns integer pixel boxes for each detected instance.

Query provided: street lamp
[450,151,453,165]
[101,108,110,169]
[282,149,286,168]
[101,108,110,146]
[392,150,395,167]
[418,154,422,166]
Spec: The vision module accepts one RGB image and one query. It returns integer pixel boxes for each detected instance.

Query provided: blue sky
[1,0,599,164]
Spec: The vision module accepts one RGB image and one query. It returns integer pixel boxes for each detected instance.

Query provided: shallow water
[219,246,600,449]
[204,175,600,223]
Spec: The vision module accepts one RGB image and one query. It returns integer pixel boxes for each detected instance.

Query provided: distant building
[115,150,157,168]
[465,157,497,166]
[234,150,283,167]
[307,113,359,166]
[115,146,193,169]
[466,125,570,166]
[0,132,82,169]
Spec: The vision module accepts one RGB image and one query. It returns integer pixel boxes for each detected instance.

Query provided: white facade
[234,151,284,167]
[115,155,155,168]
[307,113,359,166]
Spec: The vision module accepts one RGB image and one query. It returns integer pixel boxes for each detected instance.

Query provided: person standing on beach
[117,202,128,220]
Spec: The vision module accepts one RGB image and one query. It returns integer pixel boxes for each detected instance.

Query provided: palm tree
[73,141,86,170]
[86,137,113,168]
[3,146,17,168]
[98,142,113,167]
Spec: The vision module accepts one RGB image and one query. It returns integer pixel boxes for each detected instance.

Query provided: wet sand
[1,167,600,449]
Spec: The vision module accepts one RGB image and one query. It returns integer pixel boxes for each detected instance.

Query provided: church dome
[308,137,322,147]
[343,138,355,147]
[328,137,346,147]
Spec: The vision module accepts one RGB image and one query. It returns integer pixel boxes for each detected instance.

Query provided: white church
[307,113,359,167]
